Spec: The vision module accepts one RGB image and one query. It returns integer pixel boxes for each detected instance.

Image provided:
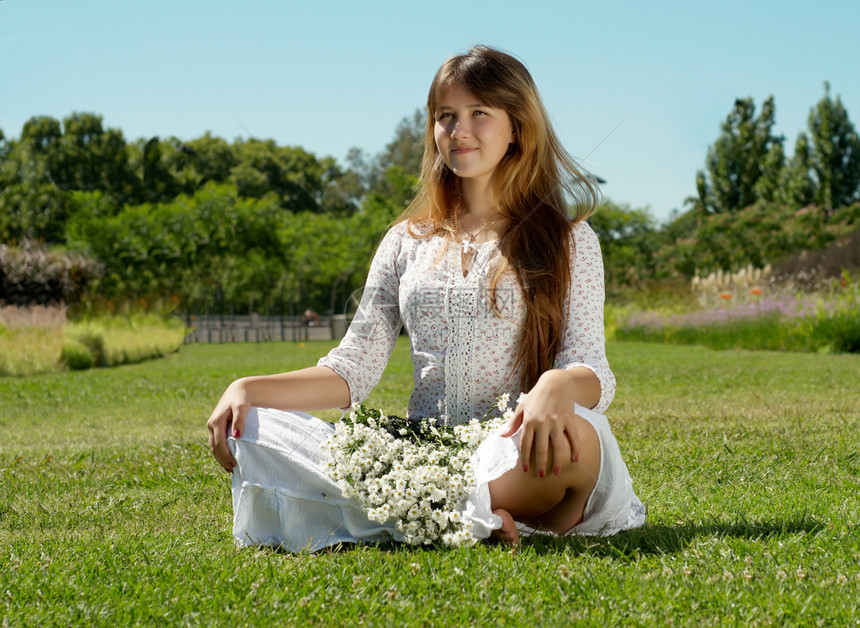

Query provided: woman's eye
[437,112,453,120]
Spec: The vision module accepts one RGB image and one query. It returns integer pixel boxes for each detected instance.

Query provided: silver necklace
[460,218,500,255]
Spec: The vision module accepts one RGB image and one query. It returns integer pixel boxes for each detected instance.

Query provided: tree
[0,116,70,243]
[174,132,236,189]
[132,137,182,203]
[18,115,63,185]
[778,133,816,207]
[57,112,107,191]
[57,113,137,203]
[364,109,424,209]
[0,128,13,195]
[694,96,782,214]
[230,139,329,212]
[752,140,785,203]
[20,115,62,152]
[808,82,860,213]
[588,201,657,285]
[376,110,425,179]
[317,156,363,215]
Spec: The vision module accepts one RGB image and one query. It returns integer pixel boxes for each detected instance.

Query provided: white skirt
[227,405,646,552]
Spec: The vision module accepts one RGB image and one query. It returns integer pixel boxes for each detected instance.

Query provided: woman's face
[433,83,515,186]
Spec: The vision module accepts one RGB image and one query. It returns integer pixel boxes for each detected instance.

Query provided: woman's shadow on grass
[253,514,833,557]
[523,513,831,558]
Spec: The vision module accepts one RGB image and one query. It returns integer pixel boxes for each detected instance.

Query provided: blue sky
[2,0,858,221]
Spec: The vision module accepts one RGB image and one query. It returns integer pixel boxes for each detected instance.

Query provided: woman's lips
[452,147,476,154]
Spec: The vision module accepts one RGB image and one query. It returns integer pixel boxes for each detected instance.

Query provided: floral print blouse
[318,219,615,424]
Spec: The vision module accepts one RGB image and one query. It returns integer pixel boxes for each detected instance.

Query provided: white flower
[321,397,516,546]
[496,393,511,412]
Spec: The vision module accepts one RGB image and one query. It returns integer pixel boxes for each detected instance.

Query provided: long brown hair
[398,45,600,391]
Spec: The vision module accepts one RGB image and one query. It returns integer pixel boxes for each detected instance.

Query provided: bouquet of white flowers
[321,394,520,547]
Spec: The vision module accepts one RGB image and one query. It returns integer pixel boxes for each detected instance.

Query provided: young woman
[207,45,645,549]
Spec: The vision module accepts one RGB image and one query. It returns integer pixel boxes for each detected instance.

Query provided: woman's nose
[451,119,471,139]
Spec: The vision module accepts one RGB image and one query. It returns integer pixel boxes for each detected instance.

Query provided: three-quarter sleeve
[553,221,616,413]
[317,227,404,407]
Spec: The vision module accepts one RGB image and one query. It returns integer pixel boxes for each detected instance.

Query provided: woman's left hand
[500,369,592,478]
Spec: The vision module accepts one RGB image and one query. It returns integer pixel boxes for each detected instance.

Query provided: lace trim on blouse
[442,240,496,423]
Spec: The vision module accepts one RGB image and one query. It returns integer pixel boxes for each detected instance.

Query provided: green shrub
[60,339,94,370]
[69,325,107,366]
[811,311,860,353]
[806,273,860,352]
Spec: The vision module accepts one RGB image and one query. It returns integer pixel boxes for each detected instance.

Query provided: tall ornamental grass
[617,272,860,353]
[0,306,186,375]
[63,313,187,369]
[0,304,66,376]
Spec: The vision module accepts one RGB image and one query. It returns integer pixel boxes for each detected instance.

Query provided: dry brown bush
[773,226,860,286]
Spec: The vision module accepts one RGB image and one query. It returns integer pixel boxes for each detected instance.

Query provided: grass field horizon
[2,340,858,625]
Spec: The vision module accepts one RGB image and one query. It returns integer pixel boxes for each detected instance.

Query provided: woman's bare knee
[488,414,601,530]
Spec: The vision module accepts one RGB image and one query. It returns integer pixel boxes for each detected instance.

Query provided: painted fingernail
[573,454,579,463]
[522,464,529,473]
[233,429,240,438]
[538,469,545,478]
[553,466,560,476]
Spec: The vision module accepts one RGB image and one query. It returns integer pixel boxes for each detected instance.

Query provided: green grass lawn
[2,339,858,626]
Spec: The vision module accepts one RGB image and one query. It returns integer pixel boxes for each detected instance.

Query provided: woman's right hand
[206,378,251,473]
[205,366,352,473]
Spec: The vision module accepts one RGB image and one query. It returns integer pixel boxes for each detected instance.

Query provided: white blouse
[318,219,615,424]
